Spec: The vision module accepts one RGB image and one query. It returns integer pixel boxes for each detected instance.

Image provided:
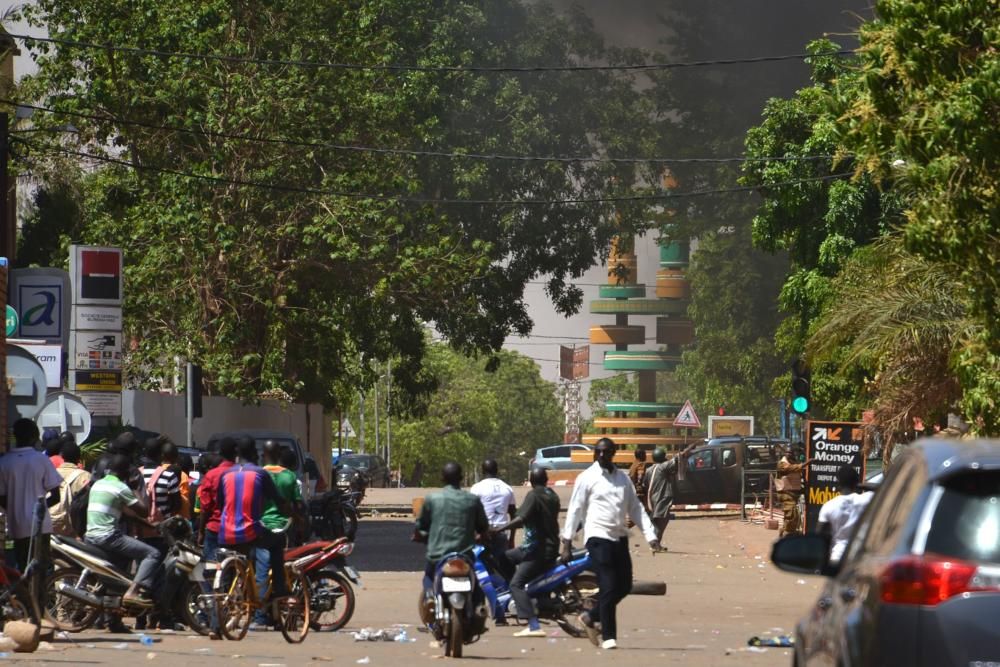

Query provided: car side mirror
[771,534,834,576]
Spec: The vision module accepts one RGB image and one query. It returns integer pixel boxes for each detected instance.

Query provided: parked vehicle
[332,449,355,466]
[45,517,211,634]
[672,435,788,505]
[771,438,1000,667]
[419,552,490,658]
[309,483,362,542]
[529,444,594,471]
[473,544,598,637]
[336,454,390,488]
[284,537,360,631]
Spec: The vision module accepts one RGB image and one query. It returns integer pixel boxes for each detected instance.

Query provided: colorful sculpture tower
[581,232,695,454]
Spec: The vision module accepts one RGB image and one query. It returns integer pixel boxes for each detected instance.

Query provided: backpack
[68,478,94,538]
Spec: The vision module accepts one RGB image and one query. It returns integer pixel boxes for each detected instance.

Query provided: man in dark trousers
[490,466,560,638]
[561,437,659,650]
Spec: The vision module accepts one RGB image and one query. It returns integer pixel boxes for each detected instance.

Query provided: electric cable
[8,33,851,73]
[4,99,839,165]
[23,140,852,206]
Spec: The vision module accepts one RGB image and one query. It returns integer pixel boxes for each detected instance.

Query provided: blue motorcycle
[472,545,599,638]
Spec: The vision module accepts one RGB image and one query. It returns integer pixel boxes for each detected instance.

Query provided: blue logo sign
[18,284,63,338]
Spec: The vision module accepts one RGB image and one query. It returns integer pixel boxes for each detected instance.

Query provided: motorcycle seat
[285,541,332,560]
[55,535,115,561]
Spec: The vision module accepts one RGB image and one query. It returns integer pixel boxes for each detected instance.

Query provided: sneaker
[249,622,271,632]
[601,639,618,650]
[107,619,132,634]
[579,613,600,647]
[513,628,547,638]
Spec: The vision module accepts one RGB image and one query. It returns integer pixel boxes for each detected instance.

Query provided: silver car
[772,438,1000,666]
[529,443,594,471]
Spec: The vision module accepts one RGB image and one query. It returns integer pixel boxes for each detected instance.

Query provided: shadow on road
[352,519,425,572]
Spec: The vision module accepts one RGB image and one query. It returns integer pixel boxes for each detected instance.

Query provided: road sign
[338,418,356,438]
[5,305,18,336]
[673,399,702,428]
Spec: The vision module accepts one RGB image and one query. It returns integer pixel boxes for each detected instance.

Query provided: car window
[746,445,776,465]
[340,455,371,469]
[858,455,926,557]
[924,471,1000,564]
[688,449,714,471]
[721,448,737,467]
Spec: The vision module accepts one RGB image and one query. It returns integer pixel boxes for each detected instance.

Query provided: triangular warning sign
[673,399,701,428]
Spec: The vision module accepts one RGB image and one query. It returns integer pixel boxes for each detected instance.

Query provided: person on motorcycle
[218,437,293,611]
[561,437,660,650]
[489,466,560,638]
[85,454,163,608]
[253,441,303,629]
[413,462,490,592]
[470,459,516,584]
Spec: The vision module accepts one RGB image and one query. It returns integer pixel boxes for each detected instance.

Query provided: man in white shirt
[817,464,873,564]
[470,459,516,586]
[560,438,660,650]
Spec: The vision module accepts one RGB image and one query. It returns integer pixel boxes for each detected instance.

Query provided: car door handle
[839,588,857,603]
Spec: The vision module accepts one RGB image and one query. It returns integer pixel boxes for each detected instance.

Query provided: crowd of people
[0,421,304,635]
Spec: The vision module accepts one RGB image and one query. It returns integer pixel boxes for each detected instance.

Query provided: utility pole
[358,390,365,453]
[386,359,392,476]
[373,374,380,459]
[1,113,10,451]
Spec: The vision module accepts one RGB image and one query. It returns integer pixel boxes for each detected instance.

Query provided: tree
[676,226,787,431]
[845,0,1000,352]
[390,346,562,486]
[11,0,664,406]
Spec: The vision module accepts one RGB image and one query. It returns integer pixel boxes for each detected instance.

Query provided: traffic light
[791,359,811,415]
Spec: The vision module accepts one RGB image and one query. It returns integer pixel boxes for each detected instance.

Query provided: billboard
[69,246,123,305]
[559,345,590,381]
[804,420,866,532]
[9,268,71,344]
[707,415,754,438]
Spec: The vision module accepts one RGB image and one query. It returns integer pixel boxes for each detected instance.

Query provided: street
[10,516,815,666]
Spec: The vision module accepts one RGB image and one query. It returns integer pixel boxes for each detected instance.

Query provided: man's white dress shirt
[470,476,516,528]
[562,462,657,543]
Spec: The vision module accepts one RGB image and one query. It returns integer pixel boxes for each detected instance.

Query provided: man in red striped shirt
[219,437,290,601]
[198,437,237,561]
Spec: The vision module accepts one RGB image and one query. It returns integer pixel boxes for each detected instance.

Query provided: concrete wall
[122,389,333,481]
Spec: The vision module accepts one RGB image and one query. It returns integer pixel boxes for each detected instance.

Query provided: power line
[5,99,838,165]
[9,34,851,73]
[23,140,852,205]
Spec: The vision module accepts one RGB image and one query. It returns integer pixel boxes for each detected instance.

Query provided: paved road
[13,517,817,665]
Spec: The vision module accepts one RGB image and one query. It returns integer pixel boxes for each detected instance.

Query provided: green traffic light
[792,396,810,414]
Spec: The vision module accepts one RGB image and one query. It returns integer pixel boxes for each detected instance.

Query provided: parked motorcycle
[44,517,212,634]
[284,537,360,631]
[472,545,598,637]
[419,552,490,658]
[309,483,361,542]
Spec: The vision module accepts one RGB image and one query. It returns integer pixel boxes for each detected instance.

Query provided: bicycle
[212,533,311,643]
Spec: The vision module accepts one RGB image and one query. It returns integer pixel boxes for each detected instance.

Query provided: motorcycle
[284,537,360,631]
[472,545,598,637]
[45,517,212,634]
[419,552,490,658]
[309,480,362,542]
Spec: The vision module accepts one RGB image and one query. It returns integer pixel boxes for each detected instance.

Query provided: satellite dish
[6,343,48,421]
[35,391,93,444]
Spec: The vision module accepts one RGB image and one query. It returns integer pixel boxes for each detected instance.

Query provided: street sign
[69,246,123,305]
[35,391,93,444]
[804,420,865,532]
[74,305,123,331]
[707,415,754,438]
[338,418,356,438]
[10,268,72,344]
[559,345,590,380]
[71,330,123,370]
[673,399,701,428]
[5,305,17,336]
[72,369,123,392]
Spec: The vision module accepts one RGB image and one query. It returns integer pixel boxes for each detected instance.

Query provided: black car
[336,453,390,488]
[772,438,1000,667]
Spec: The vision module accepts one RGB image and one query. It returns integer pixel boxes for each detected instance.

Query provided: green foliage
[11,0,664,406]
[390,345,562,486]
[677,226,786,432]
[586,374,637,419]
[845,0,1000,350]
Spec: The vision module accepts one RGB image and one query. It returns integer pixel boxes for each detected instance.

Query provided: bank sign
[9,268,72,344]
[804,420,866,532]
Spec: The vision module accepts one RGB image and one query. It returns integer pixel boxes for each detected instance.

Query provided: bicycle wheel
[216,557,252,641]
[42,568,100,632]
[276,569,310,644]
[177,580,213,636]
[307,569,355,631]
